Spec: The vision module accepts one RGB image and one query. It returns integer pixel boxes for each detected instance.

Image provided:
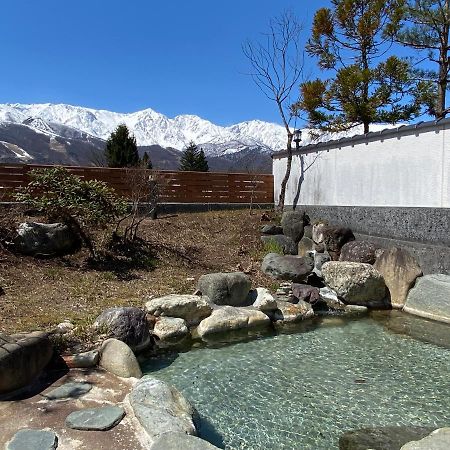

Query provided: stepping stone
[6,429,58,450]
[65,406,125,431]
[44,382,92,400]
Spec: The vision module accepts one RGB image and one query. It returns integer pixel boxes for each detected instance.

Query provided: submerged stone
[6,429,58,450]
[65,406,125,431]
[150,432,221,450]
[44,382,92,400]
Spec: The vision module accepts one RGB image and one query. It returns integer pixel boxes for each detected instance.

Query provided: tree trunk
[277,133,294,212]
[437,6,449,119]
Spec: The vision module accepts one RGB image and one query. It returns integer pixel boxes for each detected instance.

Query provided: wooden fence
[0,164,274,204]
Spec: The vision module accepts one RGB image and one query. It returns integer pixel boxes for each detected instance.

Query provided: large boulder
[322,226,355,260]
[281,210,309,243]
[404,274,450,323]
[145,294,213,326]
[13,222,81,256]
[321,261,387,307]
[298,236,314,257]
[339,426,436,450]
[250,287,278,312]
[261,253,314,283]
[261,224,283,235]
[374,247,423,309]
[196,306,270,338]
[94,307,151,352]
[99,338,142,378]
[197,272,251,306]
[0,331,53,396]
[153,317,189,343]
[260,235,297,255]
[339,240,378,264]
[401,428,450,450]
[151,432,221,450]
[128,376,196,440]
[270,299,314,323]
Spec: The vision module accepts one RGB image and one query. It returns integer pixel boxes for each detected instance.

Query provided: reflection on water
[141,313,450,450]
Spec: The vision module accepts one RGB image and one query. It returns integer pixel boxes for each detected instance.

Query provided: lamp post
[293,129,302,149]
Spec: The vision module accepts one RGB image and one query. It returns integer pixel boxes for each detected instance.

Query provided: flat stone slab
[65,406,125,431]
[151,432,221,449]
[6,429,58,450]
[44,382,92,400]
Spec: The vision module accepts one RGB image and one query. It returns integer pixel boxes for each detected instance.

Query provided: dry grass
[0,208,280,335]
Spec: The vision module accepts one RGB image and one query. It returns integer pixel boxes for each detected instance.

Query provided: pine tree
[141,151,153,169]
[105,124,139,168]
[293,0,420,134]
[179,141,208,171]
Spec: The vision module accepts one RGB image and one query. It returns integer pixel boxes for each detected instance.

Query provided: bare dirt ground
[0,209,278,336]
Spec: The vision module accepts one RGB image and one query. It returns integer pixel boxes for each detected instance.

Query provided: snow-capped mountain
[0,103,287,155]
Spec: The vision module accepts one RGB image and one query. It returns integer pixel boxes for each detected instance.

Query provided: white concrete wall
[273,121,450,207]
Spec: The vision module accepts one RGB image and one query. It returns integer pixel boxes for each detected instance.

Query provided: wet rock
[298,236,314,257]
[261,224,283,235]
[322,261,387,308]
[261,235,297,255]
[0,331,53,396]
[404,274,450,323]
[270,299,314,323]
[44,382,92,400]
[65,406,125,431]
[129,376,196,440]
[197,306,270,337]
[339,426,435,450]
[6,429,58,450]
[145,294,213,326]
[339,240,378,264]
[281,210,309,243]
[151,432,221,450]
[153,317,189,342]
[99,338,142,378]
[401,428,450,450]
[261,253,314,283]
[374,247,422,309]
[63,350,99,369]
[94,307,151,352]
[250,288,278,312]
[197,272,252,306]
[13,222,81,257]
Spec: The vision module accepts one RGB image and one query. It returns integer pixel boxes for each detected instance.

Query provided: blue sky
[0,0,332,126]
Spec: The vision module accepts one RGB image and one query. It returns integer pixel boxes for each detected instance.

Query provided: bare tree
[243,11,304,211]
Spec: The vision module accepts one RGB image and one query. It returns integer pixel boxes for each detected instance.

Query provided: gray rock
[99,338,142,378]
[401,428,450,450]
[197,272,251,306]
[261,224,283,235]
[291,284,320,304]
[261,253,314,283]
[261,234,297,255]
[0,331,53,396]
[197,306,270,337]
[339,426,436,450]
[281,210,309,243]
[250,287,278,312]
[339,240,378,264]
[314,252,331,275]
[270,299,314,323]
[94,307,151,352]
[321,226,355,260]
[404,274,450,323]
[6,429,58,450]
[322,261,387,308]
[298,236,314,257]
[145,294,213,326]
[153,317,189,342]
[44,382,92,400]
[129,376,196,440]
[374,247,423,309]
[303,225,313,239]
[151,433,221,450]
[318,287,346,311]
[63,350,99,369]
[13,222,80,256]
[65,406,125,431]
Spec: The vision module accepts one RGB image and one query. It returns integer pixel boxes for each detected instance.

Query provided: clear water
[142,313,450,449]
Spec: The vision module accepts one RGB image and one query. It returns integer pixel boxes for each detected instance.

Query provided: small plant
[15,167,128,259]
[263,239,284,255]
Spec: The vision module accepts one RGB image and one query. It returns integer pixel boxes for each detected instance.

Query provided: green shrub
[263,239,284,255]
[15,167,128,258]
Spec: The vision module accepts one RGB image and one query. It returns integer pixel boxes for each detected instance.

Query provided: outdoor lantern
[293,129,302,149]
